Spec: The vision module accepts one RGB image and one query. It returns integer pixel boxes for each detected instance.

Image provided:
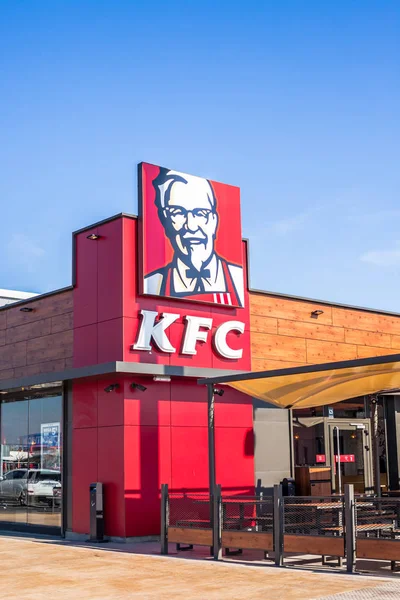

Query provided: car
[0,469,28,503]
[0,469,61,506]
[23,470,61,506]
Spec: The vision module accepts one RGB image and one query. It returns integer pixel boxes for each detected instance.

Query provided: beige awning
[199,354,400,409]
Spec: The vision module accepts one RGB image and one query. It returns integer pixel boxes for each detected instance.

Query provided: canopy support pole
[207,383,216,495]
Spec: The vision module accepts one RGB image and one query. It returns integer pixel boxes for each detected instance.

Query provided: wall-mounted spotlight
[214,388,225,397]
[311,309,324,318]
[87,233,101,240]
[104,383,120,393]
[131,382,147,392]
[153,376,171,382]
[20,307,34,313]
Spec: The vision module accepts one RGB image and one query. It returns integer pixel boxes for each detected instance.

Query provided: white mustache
[182,233,206,240]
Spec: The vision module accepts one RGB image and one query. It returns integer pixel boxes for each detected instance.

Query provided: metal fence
[222,496,273,532]
[168,492,211,529]
[283,496,345,537]
[355,497,400,538]
[160,483,400,573]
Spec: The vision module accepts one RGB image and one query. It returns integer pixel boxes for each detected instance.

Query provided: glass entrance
[0,386,62,530]
[327,420,373,495]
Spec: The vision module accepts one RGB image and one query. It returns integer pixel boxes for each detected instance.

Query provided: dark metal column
[273,484,283,566]
[208,384,216,496]
[160,483,169,555]
[385,396,400,490]
[344,484,355,573]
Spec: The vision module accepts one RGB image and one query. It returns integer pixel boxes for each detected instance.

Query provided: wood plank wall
[250,292,400,371]
[1,287,400,382]
[0,290,73,382]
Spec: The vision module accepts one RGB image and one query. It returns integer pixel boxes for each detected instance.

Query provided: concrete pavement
[0,534,398,599]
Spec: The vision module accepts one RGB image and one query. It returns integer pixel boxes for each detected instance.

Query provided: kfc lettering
[133,309,245,359]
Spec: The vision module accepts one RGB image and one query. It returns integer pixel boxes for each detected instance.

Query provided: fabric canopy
[198,353,400,410]
[228,356,400,409]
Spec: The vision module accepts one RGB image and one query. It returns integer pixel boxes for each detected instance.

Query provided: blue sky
[1,1,399,311]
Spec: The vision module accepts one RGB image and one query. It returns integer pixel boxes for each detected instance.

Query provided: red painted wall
[72,216,253,537]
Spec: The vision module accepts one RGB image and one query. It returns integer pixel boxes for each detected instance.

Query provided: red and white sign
[133,310,245,359]
[335,454,355,463]
[139,163,245,307]
[316,454,355,464]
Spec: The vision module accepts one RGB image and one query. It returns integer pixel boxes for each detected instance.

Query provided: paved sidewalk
[0,534,398,599]
[319,582,400,599]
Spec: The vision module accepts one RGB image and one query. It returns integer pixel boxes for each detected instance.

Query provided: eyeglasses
[164,206,214,222]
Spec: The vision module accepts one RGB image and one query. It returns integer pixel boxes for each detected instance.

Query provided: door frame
[325,418,373,495]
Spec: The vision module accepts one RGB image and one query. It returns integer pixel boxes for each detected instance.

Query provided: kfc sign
[133,310,245,360]
[139,163,245,307]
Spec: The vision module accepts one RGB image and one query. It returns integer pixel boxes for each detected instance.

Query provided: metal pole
[160,483,169,555]
[207,384,216,553]
[213,484,222,560]
[208,384,216,495]
[273,484,283,567]
[372,397,381,496]
[344,484,355,573]
[335,426,342,495]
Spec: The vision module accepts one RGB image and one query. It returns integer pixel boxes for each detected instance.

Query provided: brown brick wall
[0,290,73,382]
[250,292,400,371]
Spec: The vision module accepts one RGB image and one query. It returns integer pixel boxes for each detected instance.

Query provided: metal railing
[161,483,400,573]
[283,496,345,537]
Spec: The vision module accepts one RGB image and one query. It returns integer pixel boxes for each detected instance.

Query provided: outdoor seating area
[161,483,400,574]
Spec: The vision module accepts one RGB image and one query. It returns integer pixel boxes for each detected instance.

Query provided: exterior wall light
[87,233,101,240]
[311,309,324,318]
[20,307,34,312]
[104,383,120,393]
[214,388,224,397]
[131,383,147,392]
[153,376,171,382]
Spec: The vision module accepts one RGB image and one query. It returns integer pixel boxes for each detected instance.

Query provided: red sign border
[137,162,246,309]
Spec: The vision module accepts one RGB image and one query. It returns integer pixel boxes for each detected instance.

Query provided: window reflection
[0,390,62,529]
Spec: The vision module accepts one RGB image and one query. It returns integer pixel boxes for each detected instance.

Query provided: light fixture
[294,434,300,440]
[87,233,101,240]
[311,309,324,318]
[214,388,224,397]
[153,376,171,382]
[104,383,120,393]
[350,433,356,439]
[131,382,147,392]
[20,307,34,313]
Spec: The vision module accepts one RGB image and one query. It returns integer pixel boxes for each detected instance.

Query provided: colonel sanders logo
[142,165,245,307]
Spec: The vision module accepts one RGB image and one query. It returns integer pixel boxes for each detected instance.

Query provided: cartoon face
[155,170,219,272]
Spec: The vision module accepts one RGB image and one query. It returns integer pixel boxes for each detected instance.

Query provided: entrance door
[327,419,373,495]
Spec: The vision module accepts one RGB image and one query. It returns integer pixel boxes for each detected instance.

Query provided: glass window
[0,387,62,529]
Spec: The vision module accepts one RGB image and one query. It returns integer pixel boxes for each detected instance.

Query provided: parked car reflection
[0,469,61,508]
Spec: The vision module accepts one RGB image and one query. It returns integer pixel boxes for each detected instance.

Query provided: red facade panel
[98,426,125,537]
[72,380,98,430]
[71,214,254,537]
[72,426,98,534]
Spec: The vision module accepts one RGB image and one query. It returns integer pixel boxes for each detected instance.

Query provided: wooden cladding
[168,527,212,546]
[221,531,273,551]
[250,293,400,370]
[356,538,400,561]
[0,291,73,382]
[284,534,345,557]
